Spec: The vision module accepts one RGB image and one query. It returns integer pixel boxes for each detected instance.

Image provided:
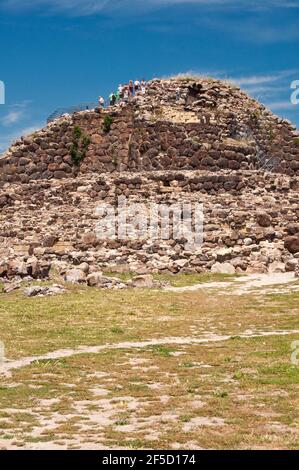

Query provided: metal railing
[257,154,281,172]
[232,123,281,173]
[47,102,99,123]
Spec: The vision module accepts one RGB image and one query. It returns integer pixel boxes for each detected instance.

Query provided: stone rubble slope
[1,169,299,281]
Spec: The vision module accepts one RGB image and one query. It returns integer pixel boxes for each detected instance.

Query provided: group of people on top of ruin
[98,79,147,109]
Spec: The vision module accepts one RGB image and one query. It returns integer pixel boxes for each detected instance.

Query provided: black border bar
[0,450,297,466]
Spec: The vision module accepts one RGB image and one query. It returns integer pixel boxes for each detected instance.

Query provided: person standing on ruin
[109,92,116,106]
[134,80,141,94]
[118,84,124,99]
[129,80,135,97]
[141,78,147,95]
[123,87,129,102]
[98,96,105,108]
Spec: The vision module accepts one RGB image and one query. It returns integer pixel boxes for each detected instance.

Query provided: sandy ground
[2,329,299,377]
[164,272,298,295]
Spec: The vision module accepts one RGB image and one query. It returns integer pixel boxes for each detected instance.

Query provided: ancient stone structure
[1,76,299,282]
[1,77,299,183]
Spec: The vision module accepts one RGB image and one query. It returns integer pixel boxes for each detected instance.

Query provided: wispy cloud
[231,75,283,86]
[0,100,31,126]
[3,1,299,48]
[266,100,295,110]
[230,70,297,87]
[1,109,24,126]
[0,123,42,153]
[2,0,299,16]
[0,100,36,152]
[227,71,299,120]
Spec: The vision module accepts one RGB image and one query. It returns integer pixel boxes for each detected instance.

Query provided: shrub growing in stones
[103,115,114,133]
[70,125,91,165]
[250,110,261,126]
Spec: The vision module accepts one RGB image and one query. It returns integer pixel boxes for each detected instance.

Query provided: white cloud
[227,71,298,121]
[266,100,296,110]
[230,75,283,86]
[0,123,42,153]
[1,109,24,126]
[229,70,297,87]
[0,100,32,126]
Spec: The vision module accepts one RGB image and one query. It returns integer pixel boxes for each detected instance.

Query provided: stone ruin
[1,76,299,287]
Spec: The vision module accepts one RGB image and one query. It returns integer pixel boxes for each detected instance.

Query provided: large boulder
[211,262,235,275]
[0,262,8,277]
[130,274,155,288]
[268,261,286,274]
[64,268,86,284]
[83,232,98,247]
[43,235,59,248]
[24,285,65,297]
[87,272,103,287]
[0,257,51,280]
[256,211,272,228]
[87,272,126,289]
[284,235,299,254]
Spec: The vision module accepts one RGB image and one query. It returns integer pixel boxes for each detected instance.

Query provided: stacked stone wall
[1,77,299,185]
[1,170,299,277]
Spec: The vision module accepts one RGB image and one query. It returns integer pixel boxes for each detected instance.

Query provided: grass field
[0,274,298,450]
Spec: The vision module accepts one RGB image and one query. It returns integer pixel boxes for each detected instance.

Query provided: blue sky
[0,0,299,152]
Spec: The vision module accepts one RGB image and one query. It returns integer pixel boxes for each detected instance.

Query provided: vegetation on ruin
[70,125,91,166]
[103,115,114,133]
[250,110,261,126]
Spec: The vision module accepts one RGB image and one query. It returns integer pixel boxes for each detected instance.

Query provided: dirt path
[164,272,298,295]
[1,274,299,450]
[2,328,299,376]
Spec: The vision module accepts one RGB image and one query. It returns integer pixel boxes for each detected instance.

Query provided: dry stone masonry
[1,76,299,284]
[1,77,299,181]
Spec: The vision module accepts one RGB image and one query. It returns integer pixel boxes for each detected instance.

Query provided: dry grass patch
[0,275,298,449]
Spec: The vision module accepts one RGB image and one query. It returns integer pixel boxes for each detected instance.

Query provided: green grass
[0,274,299,449]
[103,271,237,287]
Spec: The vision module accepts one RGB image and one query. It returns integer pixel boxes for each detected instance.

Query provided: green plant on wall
[269,127,275,142]
[103,115,114,133]
[70,125,91,165]
[250,110,260,126]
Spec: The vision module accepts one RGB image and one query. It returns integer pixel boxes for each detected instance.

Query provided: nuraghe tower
[1,77,299,279]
